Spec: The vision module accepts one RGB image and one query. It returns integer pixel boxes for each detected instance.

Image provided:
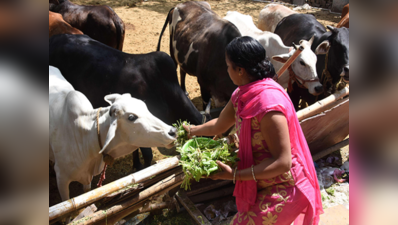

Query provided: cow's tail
[114,14,125,51]
[157,8,174,51]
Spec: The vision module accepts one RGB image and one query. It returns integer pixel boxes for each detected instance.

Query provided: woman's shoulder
[231,87,240,104]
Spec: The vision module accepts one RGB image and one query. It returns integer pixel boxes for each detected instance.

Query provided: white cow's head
[272,36,323,95]
[99,93,176,158]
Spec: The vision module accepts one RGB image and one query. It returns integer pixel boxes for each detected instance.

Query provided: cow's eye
[128,114,138,122]
[300,61,305,66]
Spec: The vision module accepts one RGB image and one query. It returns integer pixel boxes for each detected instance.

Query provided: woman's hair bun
[226,36,276,81]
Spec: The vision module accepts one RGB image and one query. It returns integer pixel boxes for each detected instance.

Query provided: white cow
[258,4,297,32]
[224,11,323,95]
[49,66,177,201]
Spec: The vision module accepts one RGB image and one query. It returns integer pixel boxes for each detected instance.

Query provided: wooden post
[187,180,232,197]
[276,45,304,78]
[176,190,212,225]
[312,138,349,161]
[190,186,235,204]
[94,182,183,225]
[101,167,182,207]
[297,86,349,121]
[49,156,180,221]
[69,173,184,225]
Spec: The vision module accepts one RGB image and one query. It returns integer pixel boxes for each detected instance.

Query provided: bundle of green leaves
[173,120,190,147]
[176,136,239,190]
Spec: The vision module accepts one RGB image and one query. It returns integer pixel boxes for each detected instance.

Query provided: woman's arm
[183,99,235,137]
[208,111,292,181]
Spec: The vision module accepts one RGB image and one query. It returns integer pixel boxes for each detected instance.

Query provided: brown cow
[258,4,297,32]
[337,4,349,28]
[49,0,125,51]
[49,11,83,37]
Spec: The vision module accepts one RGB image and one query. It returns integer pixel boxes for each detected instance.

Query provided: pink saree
[231,78,323,225]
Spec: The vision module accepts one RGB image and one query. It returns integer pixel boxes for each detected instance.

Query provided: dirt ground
[50,0,344,208]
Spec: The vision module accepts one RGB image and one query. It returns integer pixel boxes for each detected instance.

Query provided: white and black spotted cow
[157,1,241,109]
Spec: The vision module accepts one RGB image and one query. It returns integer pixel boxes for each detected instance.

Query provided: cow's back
[258,4,296,32]
[49,11,83,37]
[52,1,125,50]
[49,34,202,125]
[274,13,326,50]
[172,1,240,106]
[49,66,93,124]
[50,34,129,107]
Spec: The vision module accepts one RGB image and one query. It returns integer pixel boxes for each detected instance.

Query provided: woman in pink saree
[185,37,323,225]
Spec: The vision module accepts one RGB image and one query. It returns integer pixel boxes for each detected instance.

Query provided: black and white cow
[274,13,349,110]
[49,34,210,171]
[157,1,241,109]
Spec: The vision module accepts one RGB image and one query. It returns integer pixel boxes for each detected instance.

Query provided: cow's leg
[180,68,189,96]
[132,150,143,171]
[83,183,91,193]
[56,176,70,201]
[140,147,153,168]
[200,87,212,112]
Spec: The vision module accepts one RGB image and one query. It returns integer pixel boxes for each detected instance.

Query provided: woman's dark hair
[226,36,276,81]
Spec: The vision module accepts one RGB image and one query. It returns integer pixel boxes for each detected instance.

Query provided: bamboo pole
[312,138,349,161]
[276,45,304,78]
[101,167,182,208]
[95,181,183,225]
[297,86,349,121]
[69,173,184,225]
[187,180,232,197]
[176,190,212,225]
[49,156,180,221]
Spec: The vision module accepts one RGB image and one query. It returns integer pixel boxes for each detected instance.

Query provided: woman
[183,36,323,225]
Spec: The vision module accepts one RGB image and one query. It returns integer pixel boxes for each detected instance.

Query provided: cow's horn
[327,25,337,33]
[292,42,299,50]
[309,35,315,46]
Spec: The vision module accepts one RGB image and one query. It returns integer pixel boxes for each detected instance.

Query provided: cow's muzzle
[314,85,324,95]
[168,127,177,137]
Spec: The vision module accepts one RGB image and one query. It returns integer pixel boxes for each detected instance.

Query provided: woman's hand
[206,161,234,180]
[182,124,195,139]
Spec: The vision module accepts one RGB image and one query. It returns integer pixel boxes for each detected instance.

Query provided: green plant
[178,137,238,190]
[326,187,335,196]
[173,121,239,190]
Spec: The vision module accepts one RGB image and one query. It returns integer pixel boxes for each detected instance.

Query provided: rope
[321,52,333,95]
[96,107,113,187]
[287,66,319,93]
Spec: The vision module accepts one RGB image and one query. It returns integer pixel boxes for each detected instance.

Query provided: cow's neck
[79,107,112,177]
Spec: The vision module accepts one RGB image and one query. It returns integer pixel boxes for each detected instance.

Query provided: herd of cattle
[49,0,349,201]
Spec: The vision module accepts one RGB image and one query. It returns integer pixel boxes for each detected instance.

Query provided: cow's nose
[168,127,177,137]
[315,85,323,93]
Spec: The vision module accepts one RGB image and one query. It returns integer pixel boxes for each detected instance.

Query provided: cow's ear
[315,40,330,55]
[105,94,121,105]
[99,118,117,154]
[109,104,122,117]
[272,53,290,63]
